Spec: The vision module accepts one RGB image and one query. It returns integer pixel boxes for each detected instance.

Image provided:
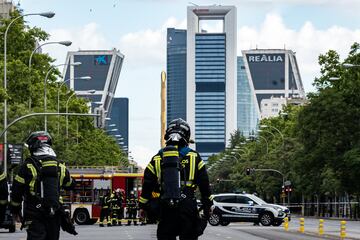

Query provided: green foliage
[0,10,127,168]
[209,42,360,203]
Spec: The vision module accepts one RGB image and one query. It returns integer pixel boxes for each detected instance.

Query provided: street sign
[281,192,286,198]
[8,144,23,165]
[284,180,292,186]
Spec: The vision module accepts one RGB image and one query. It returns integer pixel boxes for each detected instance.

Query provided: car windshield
[249,195,267,205]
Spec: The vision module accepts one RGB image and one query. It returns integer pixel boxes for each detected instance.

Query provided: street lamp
[65,90,95,138]
[329,77,341,81]
[43,62,83,131]
[106,128,118,132]
[343,63,360,68]
[259,125,284,150]
[28,41,72,68]
[57,75,91,134]
[3,11,55,175]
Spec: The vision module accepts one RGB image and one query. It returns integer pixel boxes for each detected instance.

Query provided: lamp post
[106,128,118,133]
[259,125,284,150]
[65,90,95,138]
[28,41,72,69]
[43,62,83,131]
[57,75,91,134]
[343,63,360,68]
[3,11,55,175]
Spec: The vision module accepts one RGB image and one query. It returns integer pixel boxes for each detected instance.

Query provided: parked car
[209,193,290,227]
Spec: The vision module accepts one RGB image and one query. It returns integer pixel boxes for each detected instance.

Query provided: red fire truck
[62,168,143,225]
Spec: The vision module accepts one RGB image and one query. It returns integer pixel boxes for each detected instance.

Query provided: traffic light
[94,107,106,128]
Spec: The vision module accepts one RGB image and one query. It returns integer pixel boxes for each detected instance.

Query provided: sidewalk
[288,216,360,239]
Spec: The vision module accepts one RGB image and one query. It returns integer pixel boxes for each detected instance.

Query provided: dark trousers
[99,207,110,224]
[127,208,137,225]
[112,208,123,225]
[0,204,6,223]
[26,215,61,240]
[157,199,199,240]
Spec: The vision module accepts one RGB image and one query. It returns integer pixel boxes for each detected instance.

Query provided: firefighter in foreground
[139,118,213,240]
[10,131,77,240]
[126,191,138,225]
[99,191,111,227]
[110,188,124,226]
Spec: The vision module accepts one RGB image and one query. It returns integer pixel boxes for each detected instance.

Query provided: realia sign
[248,54,284,63]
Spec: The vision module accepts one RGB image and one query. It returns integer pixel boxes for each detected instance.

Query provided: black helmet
[164,118,191,144]
[26,131,53,152]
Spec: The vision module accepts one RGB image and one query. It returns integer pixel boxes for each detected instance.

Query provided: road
[1,217,359,240]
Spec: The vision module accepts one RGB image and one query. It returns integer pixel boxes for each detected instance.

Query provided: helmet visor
[166,133,183,143]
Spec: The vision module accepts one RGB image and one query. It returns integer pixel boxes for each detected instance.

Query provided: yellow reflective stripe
[42,163,57,167]
[163,151,179,157]
[10,201,21,207]
[209,195,214,201]
[146,164,155,175]
[41,161,58,165]
[65,180,72,187]
[27,164,37,195]
[188,153,196,181]
[15,175,25,184]
[0,200,7,205]
[154,156,161,181]
[60,164,66,187]
[152,192,160,198]
[139,197,148,204]
[0,172,6,181]
[198,160,205,170]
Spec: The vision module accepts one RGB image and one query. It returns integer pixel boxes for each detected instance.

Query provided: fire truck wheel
[74,209,90,225]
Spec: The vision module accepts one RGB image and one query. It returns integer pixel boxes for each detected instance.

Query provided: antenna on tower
[189,2,199,6]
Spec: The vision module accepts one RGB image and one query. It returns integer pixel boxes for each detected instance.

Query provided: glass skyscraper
[166,28,187,125]
[63,49,124,116]
[187,6,237,161]
[237,57,259,136]
[108,98,129,153]
[241,49,305,119]
[195,33,226,159]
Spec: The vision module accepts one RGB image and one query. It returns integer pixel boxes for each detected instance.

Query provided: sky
[21,0,360,168]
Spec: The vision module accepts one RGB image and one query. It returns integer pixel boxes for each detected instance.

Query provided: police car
[209,193,290,226]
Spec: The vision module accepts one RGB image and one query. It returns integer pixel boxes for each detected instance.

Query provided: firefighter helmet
[164,118,191,144]
[25,131,53,152]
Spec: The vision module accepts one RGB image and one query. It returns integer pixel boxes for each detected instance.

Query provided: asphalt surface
[0,217,359,240]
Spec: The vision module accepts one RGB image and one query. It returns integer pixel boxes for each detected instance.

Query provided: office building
[0,0,14,19]
[241,49,305,120]
[63,49,124,115]
[108,98,129,153]
[166,28,187,126]
[187,5,237,161]
[237,57,259,136]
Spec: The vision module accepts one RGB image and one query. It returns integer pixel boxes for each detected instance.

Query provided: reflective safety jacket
[99,195,111,208]
[0,171,8,206]
[109,193,123,209]
[139,146,212,209]
[10,156,74,217]
[126,196,138,210]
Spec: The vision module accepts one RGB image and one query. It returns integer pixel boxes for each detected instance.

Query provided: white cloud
[45,22,110,65]
[42,14,360,168]
[238,13,360,92]
[118,17,186,69]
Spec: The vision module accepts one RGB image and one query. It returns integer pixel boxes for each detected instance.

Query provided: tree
[0,10,127,168]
